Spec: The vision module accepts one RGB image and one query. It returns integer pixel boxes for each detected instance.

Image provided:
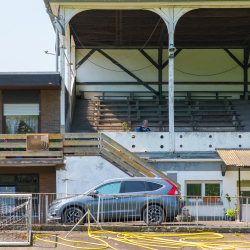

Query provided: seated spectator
[139,120,151,132]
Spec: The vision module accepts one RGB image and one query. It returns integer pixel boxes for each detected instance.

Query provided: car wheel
[143,205,164,226]
[62,207,84,225]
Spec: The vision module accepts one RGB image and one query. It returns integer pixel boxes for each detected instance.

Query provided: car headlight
[49,199,65,208]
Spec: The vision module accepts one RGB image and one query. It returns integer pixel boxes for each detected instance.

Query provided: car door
[119,181,147,221]
[95,181,122,222]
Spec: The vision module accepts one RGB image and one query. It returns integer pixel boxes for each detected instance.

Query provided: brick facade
[0,166,56,193]
[40,90,60,134]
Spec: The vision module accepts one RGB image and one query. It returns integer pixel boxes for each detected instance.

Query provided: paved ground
[2,231,250,250]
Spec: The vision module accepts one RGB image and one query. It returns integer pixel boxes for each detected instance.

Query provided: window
[0,174,39,192]
[146,182,162,191]
[187,184,201,197]
[186,182,222,198]
[0,174,39,215]
[205,183,220,196]
[122,181,146,193]
[5,115,38,134]
[96,182,121,194]
[3,91,39,134]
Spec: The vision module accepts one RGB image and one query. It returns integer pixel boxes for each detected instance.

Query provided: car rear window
[146,182,163,191]
[122,181,146,193]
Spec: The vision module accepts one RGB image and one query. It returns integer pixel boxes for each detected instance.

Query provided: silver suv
[48,177,183,226]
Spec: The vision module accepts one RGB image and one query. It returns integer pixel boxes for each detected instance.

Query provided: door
[119,181,147,221]
[95,181,122,222]
[241,191,250,222]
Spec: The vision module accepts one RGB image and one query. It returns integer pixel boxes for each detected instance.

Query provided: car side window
[122,181,146,193]
[95,182,121,194]
[146,182,163,191]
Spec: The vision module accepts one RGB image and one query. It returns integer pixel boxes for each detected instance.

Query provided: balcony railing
[0,134,63,159]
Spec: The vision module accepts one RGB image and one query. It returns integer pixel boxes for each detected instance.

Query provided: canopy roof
[216,149,250,167]
[69,9,250,49]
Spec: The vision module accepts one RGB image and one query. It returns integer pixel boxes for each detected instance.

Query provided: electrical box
[26,134,49,152]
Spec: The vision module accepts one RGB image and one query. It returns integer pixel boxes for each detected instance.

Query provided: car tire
[143,205,164,226]
[62,207,85,225]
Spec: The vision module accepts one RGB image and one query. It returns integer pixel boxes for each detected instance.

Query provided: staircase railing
[63,133,180,188]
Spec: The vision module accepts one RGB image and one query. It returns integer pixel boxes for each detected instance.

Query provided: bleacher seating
[70,91,246,132]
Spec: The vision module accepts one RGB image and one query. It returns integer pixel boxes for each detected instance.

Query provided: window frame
[186,181,222,199]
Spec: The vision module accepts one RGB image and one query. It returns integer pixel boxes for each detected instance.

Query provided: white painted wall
[76,49,250,98]
[56,156,129,196]
[177,170,250,219]
[103,132,249,152]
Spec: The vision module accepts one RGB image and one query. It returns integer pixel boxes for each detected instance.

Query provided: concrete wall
[56,156,129,196]
[103,132,249,152]
[76,49,250,98]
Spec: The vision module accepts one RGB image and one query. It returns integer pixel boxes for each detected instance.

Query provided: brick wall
[40,90,60,133]
[0,166,56,193]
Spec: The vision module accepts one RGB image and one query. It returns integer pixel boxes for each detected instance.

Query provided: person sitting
[138,120,151,132]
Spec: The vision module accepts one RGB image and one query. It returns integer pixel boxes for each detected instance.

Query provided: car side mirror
[88,190,98,196]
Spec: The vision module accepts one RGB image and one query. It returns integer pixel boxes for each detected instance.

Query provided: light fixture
[168,44,176,53]
[44,51,55,55]
[46,9,65,36]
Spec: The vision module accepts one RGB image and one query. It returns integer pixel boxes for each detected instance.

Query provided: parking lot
[2,230,250,250]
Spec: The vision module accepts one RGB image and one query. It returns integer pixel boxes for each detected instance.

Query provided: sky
[0,0,55,72]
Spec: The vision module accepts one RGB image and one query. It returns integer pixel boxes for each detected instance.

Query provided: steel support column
[149,7,196,153]
[60,9,66,133]
[244,47,249,93]
[168,9,175,153]
[158,42,163,95]
[56,29,59,72]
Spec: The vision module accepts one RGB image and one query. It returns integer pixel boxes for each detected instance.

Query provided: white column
[168,8,175,153]
[60,8,66,133]
[148,7,196,153]
[66,25,71,93]
[60,34,65,133]
[56,29,59,72]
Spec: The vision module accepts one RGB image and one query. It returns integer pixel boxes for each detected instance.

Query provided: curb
[32,225,250,233]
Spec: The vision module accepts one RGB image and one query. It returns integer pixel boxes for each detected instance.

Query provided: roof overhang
[216,149,250,167]
[44,0,250,7]
[0,72,61,90]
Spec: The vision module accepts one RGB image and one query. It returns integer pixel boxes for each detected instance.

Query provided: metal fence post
[196,197,198,226]
[101,196,104,223]
[38,194,41,224]
[146,197,149,225]
[246,198,249,227]
[97,196,101,223]
[45,195,48,224]
[28,197,32,244]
